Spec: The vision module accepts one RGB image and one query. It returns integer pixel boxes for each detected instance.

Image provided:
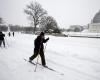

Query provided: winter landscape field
[0,33,100,80]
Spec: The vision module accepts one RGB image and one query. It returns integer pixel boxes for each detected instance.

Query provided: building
[89,10,100,33]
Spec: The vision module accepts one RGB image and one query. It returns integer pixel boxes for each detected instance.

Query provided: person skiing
[8,32,11,37]
[0,31,5,47]
[29,32,49,67]
[12,32,14,37]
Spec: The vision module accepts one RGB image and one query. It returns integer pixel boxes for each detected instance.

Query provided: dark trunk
[33,24,36,34]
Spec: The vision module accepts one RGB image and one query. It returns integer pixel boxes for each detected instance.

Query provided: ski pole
[34,42,42,72]
[5,37,9,47]
[34,54,39,72]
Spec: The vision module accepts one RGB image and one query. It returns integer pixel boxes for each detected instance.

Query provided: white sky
[0,0,100,28]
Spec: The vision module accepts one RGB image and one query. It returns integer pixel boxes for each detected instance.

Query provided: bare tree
[40,16,58,32]
[24,1,47,33]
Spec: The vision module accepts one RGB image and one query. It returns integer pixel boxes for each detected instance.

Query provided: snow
[63,32,100,37]
[0,32,100,80]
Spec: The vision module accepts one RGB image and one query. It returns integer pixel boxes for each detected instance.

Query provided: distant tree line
[9,25,61,34]
[0,17,8,31]
[9,25,36,33]
[0,16,86,34]
[0,17,4,24]
[67,25,84,32]
[0,25,8,31]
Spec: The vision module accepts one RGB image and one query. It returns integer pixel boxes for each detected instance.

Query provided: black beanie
[40,32,44,36]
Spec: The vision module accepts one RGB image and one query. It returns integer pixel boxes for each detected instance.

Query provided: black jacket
[34,35,49,51]
[0,32,5,40]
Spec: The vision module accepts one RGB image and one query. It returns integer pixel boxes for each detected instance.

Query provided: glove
[47,37,49,40]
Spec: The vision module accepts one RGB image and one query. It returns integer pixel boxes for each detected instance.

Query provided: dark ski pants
[30,49,46,66]
[0,40,5,47]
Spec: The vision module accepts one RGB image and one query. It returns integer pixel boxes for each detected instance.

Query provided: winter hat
[40,32,44,36]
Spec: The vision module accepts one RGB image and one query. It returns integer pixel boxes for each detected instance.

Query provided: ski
[42,65,64,75]
[24,58,64,75]
[24,58,35,65]
[36,62,64,75]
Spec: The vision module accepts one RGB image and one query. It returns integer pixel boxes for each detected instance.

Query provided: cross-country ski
[24,58,64,75]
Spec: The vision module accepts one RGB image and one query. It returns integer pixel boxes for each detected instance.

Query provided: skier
[8,32,11,37]
[0,31,5,47]
[29,32,49,67]
[12,32,14,37]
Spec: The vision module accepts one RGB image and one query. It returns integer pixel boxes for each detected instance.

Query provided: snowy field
[63,32,100,38]
[0,33,100,80]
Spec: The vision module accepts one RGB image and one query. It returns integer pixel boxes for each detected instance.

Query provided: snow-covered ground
[63,32,100,37]
[0,33,100,80]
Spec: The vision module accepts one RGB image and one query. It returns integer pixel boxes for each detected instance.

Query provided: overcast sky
[0,0,100,28]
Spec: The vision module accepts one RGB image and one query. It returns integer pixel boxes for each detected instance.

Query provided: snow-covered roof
[93,10,100,23]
